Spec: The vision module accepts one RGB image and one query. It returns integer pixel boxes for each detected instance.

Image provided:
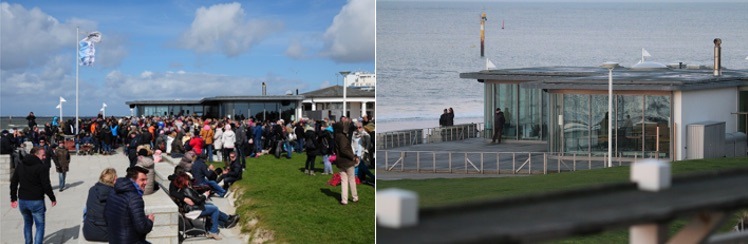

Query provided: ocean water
[376,1,748,132]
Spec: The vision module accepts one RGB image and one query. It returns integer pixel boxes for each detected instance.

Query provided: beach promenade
[1,150,245,244]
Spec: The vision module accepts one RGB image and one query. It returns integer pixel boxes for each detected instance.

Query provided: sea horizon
[377,1,748,132]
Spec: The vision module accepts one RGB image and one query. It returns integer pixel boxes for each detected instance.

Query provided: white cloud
[320,0,375,63]
[319,80,331,88]
[0,3,131,116]
[140,71,154,78]
[179,2,282,57]
[0,3,93,70]
[104,70,308,101]
[285,39,307,60]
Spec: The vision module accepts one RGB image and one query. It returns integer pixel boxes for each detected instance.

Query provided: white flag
[102,102,107,108]
[79,31,102,66]
[56,104,61,109]
[60,96,67,103]
[486,58,497,70]
[642,48,651,58]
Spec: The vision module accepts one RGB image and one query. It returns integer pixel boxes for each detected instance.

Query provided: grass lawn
[211,153,375,243]
[378,157,748,243]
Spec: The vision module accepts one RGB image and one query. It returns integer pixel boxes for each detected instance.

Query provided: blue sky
[0,0,374,116]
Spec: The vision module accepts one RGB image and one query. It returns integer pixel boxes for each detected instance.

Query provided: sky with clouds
[0,0,374,116]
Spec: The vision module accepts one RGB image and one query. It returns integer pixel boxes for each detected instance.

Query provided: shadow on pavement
[43,224,79,243]
[53,181,84,190]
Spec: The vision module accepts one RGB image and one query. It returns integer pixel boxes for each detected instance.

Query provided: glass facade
[548,93,672,158]
[219,101,296,122]
[484,83,548,141]
[138,105,204,117]
[134,100,299,121]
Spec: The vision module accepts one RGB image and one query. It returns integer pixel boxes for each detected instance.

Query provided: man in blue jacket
[105,166,154,244]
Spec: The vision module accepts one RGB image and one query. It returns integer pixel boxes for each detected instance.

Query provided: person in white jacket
[213,124,223,163]
[221,124,236,163]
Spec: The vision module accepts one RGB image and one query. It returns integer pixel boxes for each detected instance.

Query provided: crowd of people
[3,111,376,243]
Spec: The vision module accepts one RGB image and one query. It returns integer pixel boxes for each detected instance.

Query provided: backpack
[183,139,192,152]
[304,131,317,150]
[319,131,331,153]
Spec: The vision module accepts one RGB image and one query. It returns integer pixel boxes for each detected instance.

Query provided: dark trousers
[492,127,503,143]
[357,162,375,183]
[305,154,316,171]
[222,176,239,189]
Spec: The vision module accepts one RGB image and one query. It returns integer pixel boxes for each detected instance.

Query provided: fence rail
[376,150,664,175]
[376,123,483,150]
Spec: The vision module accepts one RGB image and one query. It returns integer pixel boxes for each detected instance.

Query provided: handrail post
[433,152,436,173]
[464,152,468,174]
[480,153,484,174]
[416,151,420,173]
[449,152,452,173]
[385,151,389,170]
[401,152,405,172]
[557,153,561,173]
[573,153,576,171]
[528,152,532,175]
[512,153,516,175]
[543,153,547,175]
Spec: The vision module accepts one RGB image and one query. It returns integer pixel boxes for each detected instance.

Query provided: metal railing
[376,123,483,150]
[424,123,482,144]
[377,150,666,175]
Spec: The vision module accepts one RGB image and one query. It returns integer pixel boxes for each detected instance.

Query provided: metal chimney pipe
[713,38,722,76]
[262,82,267,96]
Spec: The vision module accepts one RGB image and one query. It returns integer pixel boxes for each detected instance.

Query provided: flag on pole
[102,102,107,108]
[642,48,651,58]
[60,96,67,103]
[486,58,497,70]
[56,104,61,109]
[79,31,102,66]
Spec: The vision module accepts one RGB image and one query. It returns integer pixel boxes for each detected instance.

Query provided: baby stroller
[170,195,211,243]
[79,143,95,155]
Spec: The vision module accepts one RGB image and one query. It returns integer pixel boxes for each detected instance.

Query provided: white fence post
[629,159,671,244]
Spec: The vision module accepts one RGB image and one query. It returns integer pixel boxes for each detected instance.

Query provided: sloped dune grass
[217,153,375,243]
[378,157,748,243]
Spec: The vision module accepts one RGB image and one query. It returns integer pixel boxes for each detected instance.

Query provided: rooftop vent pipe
[713,38,722,76]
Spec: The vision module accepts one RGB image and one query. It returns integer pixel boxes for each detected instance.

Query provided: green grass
[216,153,375,243]
[378,157,748,243]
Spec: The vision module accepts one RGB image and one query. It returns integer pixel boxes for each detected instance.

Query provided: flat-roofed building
[126,95,304,122]
[461,65,748,160]
[301,85,375,121]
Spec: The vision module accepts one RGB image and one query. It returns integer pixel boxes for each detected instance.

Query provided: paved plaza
[1,150,245,243]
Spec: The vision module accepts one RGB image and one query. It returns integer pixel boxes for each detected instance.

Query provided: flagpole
[641,48,644,63]
[75,27,80,135]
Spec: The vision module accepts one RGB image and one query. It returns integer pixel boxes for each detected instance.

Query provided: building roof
[204,95,303,102]
[126,95,303,105]
[125,100,201,105]
[300,85,375,98]
[460,66,748,91]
